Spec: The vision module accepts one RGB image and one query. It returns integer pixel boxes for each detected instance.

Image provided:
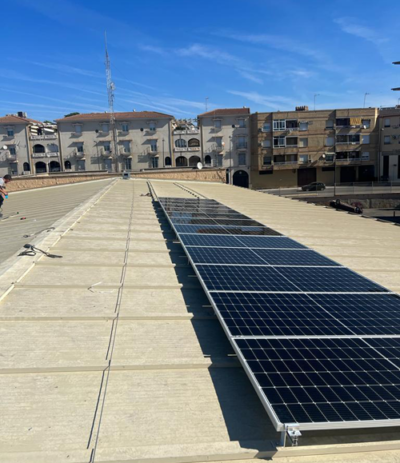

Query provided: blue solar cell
[210,292,354,336]
[237,236,306,249]
[196,264,298,292]
[179,234,244,247]
[186,247,266,265]
[256,249,339,267]
[276,267,389,293]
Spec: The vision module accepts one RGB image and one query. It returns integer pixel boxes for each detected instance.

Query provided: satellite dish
[2,146,7,150]
[197,162,203,170]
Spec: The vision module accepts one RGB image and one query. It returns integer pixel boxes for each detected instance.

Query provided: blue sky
[2,0,400,121]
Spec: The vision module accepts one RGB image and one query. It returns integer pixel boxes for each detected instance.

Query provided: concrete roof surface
[1,179,400,463]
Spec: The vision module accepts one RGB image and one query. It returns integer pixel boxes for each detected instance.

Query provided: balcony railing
[174,146,201,152]
[173,129,200,135]
[32,152,60,158]
[6,154,17,162]
[119,148,131,156]
[30,134,57,140]
[274,161,298,166]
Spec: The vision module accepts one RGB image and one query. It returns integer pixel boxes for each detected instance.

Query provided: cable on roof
[23,227,55,238]
[18,244,62,259]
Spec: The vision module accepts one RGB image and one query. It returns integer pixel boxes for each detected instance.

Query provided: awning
[350,117,362,125]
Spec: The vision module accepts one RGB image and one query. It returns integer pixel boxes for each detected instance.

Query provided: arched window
[189,155,200,167]
[49,161,61,172]
[205,155,212,166]
[33,144,45,154]
[23,162,30,171]
[188,138,200,147]
[64,160,72,170]
[175,156,188,167]
[35,161,47,173]
[175,139,187,148]
[165,156,171,166]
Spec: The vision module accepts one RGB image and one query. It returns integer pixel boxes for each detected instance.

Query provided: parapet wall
[131,168,226,183]
[6,168,226,192]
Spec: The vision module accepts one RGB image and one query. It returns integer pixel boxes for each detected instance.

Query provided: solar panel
[276,267,389,293]
[196,264,299,292]
[309,294,400,335]
[235,337,400,426]
[211,292,354,336]
[256,249,340,267]
[187,246,266,265]
[158,195,400,433]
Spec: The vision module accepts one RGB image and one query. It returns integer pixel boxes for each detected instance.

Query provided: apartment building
[56,111,173,172]
[251,106,379,189]
[198,108,251,188]
[172,120,201,167]
[379,107,400,181]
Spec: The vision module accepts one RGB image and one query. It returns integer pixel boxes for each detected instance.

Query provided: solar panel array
[159,196,400,432]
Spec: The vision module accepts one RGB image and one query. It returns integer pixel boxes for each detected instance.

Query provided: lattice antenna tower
[105,32,119,172]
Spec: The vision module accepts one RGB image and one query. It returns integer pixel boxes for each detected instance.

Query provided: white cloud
[227,90,299,110]
[334,18,388,46]
[237,70,263,84]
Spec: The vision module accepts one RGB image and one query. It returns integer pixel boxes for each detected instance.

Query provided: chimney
[295,106,308,111]
[17,111,27,118]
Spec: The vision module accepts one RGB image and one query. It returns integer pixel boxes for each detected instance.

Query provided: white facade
[0,117,31,176]
[57,112,173,172]
[198,109,251,186]
[172,121,201,167]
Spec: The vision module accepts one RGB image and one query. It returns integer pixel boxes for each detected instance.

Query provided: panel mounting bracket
[279,423,302,447]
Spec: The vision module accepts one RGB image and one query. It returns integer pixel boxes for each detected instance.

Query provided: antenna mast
[105,32,119,172]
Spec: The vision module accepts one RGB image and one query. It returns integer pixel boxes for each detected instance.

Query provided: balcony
[174,146,201,152]
[214,145,224,153]
[6,154,17,162]
[73,150,85,158]
[273,161,299,170]
[32,152,60,158]
[119,148,132,156]
[148,148,158,155]
[100,149,113,158]
[30,134,57,140]
[236,142,248,149]
[173,129,199,135]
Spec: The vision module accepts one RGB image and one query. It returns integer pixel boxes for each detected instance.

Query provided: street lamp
[363,93,370,108]
[162,138,165,167]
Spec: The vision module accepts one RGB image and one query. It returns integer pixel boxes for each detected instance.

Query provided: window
[361,152,370,161]
[6,128,14,137]
[9,146,16,155]
[349,134,360,143]
[214,119,221,129]
[77,143,84,153]
[77,160,86,171]
[273,136,285,147]
[150,140,158,152]
[286,137,298,146]
[64,160,71,170]
[326,120,334,129]
[188,138,200,147]
[299,138,308,148]
[286,120,298,129]
[384,135,391,144]
[23,162,30,171]
[325,154,334,162]
[215,137,223,148]
[238,153,246,165]
[104,143,111,152]
[121,123,129,132]
[104,159,112,171]
[273,119,286,131]
[205,155,212,166]
[74,125,82,135]
[216,155,223,167]
[165,156,172,166]
[122,141,130,153]
[259,170,273,175]
[299,121,308,131]
[299,155,309,163]
[336,118,350,127]
[101,123,109,133]
[384,118,391,128]
[362,119,371,129]
[262,122,271,132]
[33,144,45,153]
[149,122,156,132]
[175,138,187,148]
[262,139,271,148]
[362,135,370,144]
[325,137,335,146]
[263,156,272,165]
[125,157,132,170]
[237,136,247,149]
[238,119,245,128]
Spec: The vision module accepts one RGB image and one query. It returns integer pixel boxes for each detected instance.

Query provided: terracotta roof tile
[55,111,173,122]
[0,115,42,125]
[198,108,250,117]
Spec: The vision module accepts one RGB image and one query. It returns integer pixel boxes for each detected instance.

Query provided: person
[0,174,12,215]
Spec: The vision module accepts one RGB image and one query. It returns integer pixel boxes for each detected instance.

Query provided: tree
[43,120,55,124]
[64,112,80,118]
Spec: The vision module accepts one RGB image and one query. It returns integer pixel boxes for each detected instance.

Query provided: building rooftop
[1,179,400,462]
[198,108,250,117]
[0,115,42,125]
[55,111,174,122]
